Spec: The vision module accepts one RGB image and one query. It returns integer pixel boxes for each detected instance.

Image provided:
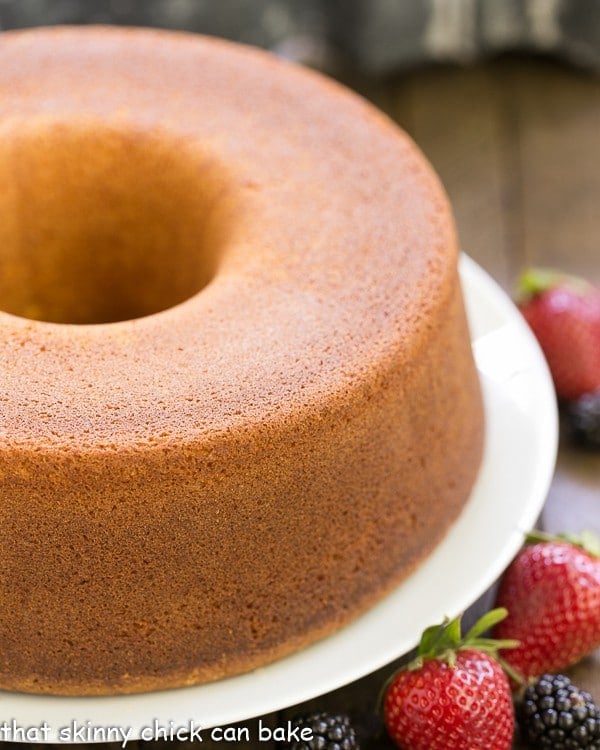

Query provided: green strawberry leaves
[525,529,600,558]
[518,268,594,300]
[407,608,519,672]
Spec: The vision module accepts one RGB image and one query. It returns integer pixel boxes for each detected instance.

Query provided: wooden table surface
[4,56,600,750]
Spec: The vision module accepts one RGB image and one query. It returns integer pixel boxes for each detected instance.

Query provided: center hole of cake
[0,122,228,324]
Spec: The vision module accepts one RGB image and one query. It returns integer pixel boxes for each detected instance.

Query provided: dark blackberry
[565,391,600,449]
[283,712,359,750]
[517,673,600,748]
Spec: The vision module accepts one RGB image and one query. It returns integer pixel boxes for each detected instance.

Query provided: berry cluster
[518,268,600,448]
[288,529,600,750]
[518,674,600,749]
[379,531,600,750]
[566,394,600,449]
[283,712,358,750]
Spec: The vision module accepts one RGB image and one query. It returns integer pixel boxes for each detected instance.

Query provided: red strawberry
[383,610,516,750]
[517,268,600,401]
[494,530,600,681]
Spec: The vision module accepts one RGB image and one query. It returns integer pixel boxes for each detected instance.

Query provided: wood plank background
[369,56,600,288]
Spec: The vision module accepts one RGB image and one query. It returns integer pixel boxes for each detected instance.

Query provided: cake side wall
[0,277,483,695]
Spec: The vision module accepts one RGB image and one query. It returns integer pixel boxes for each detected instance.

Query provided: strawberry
[517,268,600,401]
[383,609,516,750]
[494,530,600,682]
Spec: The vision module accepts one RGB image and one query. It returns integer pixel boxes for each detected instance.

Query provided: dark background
[1,0,599,74]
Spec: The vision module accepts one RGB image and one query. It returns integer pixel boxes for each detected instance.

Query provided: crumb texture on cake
[0,27,484,695]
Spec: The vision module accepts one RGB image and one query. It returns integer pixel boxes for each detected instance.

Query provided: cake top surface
[0,27,457,452]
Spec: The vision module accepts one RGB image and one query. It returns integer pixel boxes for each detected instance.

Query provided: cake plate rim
[0,254,558,741]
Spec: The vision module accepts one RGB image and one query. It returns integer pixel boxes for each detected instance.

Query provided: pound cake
[0,27,484,695]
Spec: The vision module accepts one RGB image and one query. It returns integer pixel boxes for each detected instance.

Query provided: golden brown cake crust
[0,27,484,694]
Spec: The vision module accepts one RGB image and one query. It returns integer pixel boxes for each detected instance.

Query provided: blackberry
[283,712,359,750]
[565,391,600,449]
[517,673,600,748]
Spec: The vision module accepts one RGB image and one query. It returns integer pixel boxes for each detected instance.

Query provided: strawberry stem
[464,607,509,640]
[517,267,593,301]
[525,529,600,557]
[496,655,527,688]
[405,609,518,671]
[378,609,522,715]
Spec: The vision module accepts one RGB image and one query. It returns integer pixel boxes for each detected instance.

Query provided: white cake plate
[0,255,558,743]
